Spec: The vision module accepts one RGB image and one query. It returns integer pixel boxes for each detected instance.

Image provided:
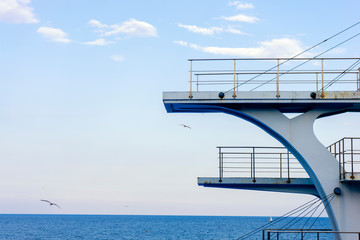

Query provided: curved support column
[215,106,360,236]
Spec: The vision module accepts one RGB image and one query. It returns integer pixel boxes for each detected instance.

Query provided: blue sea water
[0,215,332,240]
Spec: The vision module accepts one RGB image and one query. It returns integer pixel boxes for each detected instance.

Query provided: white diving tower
[163,58,360,239]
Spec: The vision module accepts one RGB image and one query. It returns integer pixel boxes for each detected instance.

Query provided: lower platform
[198,177,318,196]
[341,172,360,182]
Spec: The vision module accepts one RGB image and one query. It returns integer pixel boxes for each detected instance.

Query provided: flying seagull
[40,199,60,208]
[179,124,191,129]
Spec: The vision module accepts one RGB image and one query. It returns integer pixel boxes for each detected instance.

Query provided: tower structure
[163,58,360,239]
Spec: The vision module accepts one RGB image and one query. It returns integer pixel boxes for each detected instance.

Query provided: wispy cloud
[111,55,125,63]
[88,18,158,38]
[229,1,254,10]
[219,14,259,23]
[37,27,71,43]
[88,19,108,29]
[174,38,307,58]
[82,38,114,46]
[177,24,222,35]
[0,0,38,23]
[177,23,248,36]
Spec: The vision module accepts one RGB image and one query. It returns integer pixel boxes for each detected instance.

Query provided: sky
[1,0,360,216]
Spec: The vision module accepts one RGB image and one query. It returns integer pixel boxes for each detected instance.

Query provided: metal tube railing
[287,150,290,183]
[351,138,354,179]
[276,59,280,98]
[217,146,308,181]
[233,59,236,98]
[327,137,360,181]
[263,229,360,240]
[321,59,324,98]
[218,148,223,183]
[188,58,360,97]
[189,60,193,98]
[252,147,256,182]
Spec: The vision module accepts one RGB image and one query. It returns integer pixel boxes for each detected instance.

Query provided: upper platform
[163,91,360,114]
[163,57,360,114]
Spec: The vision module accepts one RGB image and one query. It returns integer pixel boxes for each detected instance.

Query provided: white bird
[40,199,60,208]
[179,124,191,129]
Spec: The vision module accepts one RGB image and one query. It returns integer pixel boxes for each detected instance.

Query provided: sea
[0,215,333,240]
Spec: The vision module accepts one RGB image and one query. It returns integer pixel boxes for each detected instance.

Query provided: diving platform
[198,177,317,195]
[164,90,360,114]
[163,57,360,237]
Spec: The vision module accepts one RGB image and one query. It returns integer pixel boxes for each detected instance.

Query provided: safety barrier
[188,58,360,99]
[217,146,308,183]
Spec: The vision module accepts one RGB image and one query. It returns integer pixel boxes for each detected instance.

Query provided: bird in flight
[40,199,60,208]
[179,124,191,129]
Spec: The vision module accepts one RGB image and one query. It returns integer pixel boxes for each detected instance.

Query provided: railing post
[301,231,303,240]
[196,74,199,92]
[351,138,355,179]
[321,59,324,94]
[250,152,253,179]
[189,60,193,99]
[218,148,223,182]
[342,139,345,180]
[338,141,341,180]
[252,147,256,182]
[236,73,239,92]
[276,59,280,98]
[267,231,270,240]
[280,153,282,179]
[287,150,290,183]
[233,59,237,98]
[317,232,319,240]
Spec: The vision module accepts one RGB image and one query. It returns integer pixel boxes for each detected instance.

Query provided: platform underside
[164,91,360,114]
[198,177,318,196]
[341,172,360,182]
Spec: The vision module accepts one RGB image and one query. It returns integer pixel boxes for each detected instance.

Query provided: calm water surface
[0,215,332,240]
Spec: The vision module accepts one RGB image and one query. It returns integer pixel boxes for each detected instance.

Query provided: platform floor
[163,91,360,114]
[198,177,318,196]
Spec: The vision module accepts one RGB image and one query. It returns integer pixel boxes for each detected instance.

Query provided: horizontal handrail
[217,146,308,183]
[189,57,360,61]
[188,57,360,99]
[263,229,360,240]
[328,137,360,181]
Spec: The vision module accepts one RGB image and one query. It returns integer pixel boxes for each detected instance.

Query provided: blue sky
[1,0,360,215]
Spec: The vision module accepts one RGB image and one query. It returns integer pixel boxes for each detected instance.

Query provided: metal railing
[188,58,360,98]
[217,146,308,183]
[263,229,360,240]
[327,137,360,181]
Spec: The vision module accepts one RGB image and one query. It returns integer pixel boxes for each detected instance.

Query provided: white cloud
[229,1,254,10]
[173,40,188,47]
[174,38,307,58]
[82,38,114,46]
[37,27,71,43]
[111,55,125,63]
[177,23,248,36]
[219,14,259,23]
[88,19,108,28]
[225,27,249,35]
[177,24,223,35]
[88,18,158,38]
[0,0,38,23]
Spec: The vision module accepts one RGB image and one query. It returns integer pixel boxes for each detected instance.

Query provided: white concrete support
[216,106,360,237]
[163,90,360,239]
